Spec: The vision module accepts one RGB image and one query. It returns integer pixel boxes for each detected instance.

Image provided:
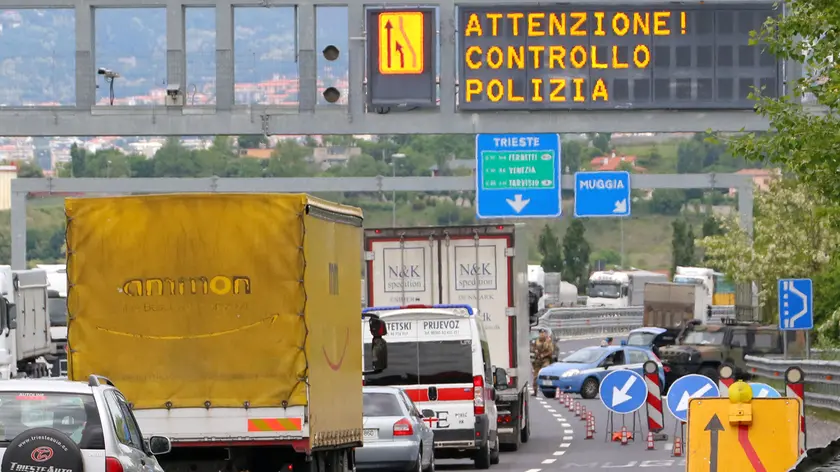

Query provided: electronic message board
[458,5,780,111]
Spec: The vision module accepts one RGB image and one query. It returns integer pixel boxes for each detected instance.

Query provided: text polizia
[461,9,688,105]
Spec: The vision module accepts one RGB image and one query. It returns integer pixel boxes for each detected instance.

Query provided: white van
[362,304,500,470]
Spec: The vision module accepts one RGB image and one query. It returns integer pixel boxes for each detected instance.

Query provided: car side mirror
[148,436,171,455]
[421,409,435,418]
[493,367,508,388]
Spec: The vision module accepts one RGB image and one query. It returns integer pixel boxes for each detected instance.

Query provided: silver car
[356,386,435,472]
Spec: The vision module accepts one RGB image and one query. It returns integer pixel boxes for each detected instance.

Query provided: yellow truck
[65,193,386,472]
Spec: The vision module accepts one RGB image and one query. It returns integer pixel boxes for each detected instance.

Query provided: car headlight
[561,369,581,378]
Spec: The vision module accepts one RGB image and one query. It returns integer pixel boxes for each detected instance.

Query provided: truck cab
[673,266,715,309]
[586,271,629,308]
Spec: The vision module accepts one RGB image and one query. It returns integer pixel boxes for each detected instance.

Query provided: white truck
[673,266,715,310]
[364,224,532,451]
[37,263,68,376]
[539,273,578,309]
[586,270,669,308]
[0,268,54,379]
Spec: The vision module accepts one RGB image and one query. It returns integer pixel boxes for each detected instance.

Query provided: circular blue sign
[749,382,781,398]
[598,370,648,415]
[666,374,720,422]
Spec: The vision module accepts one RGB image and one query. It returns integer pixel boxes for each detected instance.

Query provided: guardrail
[745,355,840,413]
[536,305,735,339]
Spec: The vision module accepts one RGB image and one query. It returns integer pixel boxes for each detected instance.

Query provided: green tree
[561,220,591,292]
[587,133,612,154]
[237,135,269,149]
[537,225,563,272]
[70,143,87,177]
[698,180,839,323]
[727,0,840,206]
[153,138,201,177]
[671,219,696,275]
[14,161,43,178]
[649,189,685,215]
[561,139,584,173]
[267,139,315,177]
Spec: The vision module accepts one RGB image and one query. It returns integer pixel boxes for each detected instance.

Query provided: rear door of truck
[362,309,479,446]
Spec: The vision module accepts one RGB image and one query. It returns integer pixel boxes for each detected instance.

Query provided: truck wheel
[520,396,531,444]
[698,366,719,383]
[1,428,83,472]
[581,378,599,399]
[474,440,491,470]
[490,437,500,465]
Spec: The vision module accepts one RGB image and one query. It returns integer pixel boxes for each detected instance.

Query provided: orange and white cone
[585,421,594,440]
[587,412,595,432]
[672,437,683,457]
[646,432,655,450]
[580,405,587,420]
[620,427,628,445]
[555,388,560,400]
[567,397,573,410]
[574,402,581,416]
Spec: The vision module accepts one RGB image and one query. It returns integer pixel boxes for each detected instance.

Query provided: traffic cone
[587,412,595,432]
[672,437,682,457]
[585,421,594,440]
[620,427,628,446]
[566,397,573,410]
[574,402,581,416]
[555,388,560,400]
[646,432,655,450]
[580,405,587,420]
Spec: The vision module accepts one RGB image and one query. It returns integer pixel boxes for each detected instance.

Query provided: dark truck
[657,320,784,387]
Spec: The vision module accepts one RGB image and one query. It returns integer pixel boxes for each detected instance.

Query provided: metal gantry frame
[10,173,755,269]
[0,0,806,135]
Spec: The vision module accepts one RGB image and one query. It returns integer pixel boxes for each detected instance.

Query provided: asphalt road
[436,336,688,471]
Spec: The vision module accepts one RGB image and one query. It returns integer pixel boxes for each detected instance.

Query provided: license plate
[540,380,553,386]
[363,428,378,439]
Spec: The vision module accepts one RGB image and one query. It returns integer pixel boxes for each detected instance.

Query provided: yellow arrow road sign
[687,397,800,472]
[377,11,425,75]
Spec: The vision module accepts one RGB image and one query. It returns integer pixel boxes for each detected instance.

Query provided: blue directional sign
[749,382,782,399]
[666,374,720,422]
[574,171,631,218]
[475,134,561,218]
[778,278,813,330]
[599,370,647,415]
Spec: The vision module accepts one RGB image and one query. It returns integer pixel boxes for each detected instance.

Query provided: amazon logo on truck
[121,276,252,297]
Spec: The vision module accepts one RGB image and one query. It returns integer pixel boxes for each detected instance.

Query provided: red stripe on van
[403,387,473,402]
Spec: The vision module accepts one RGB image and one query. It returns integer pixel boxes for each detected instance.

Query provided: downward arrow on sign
[611,375,637,407]
[506,194,530,213]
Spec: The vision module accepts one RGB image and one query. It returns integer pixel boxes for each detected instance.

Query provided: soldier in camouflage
[531,328,555,396]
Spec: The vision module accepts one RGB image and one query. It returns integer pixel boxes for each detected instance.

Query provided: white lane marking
[563,435,573,440]
[547,409,557,413]
[560,443,571,448]
[524,469,542,472]
[561,422,571,427]
[541,459,557,464]
[564,429,573,434]
[553,414,563,417]
[553,450,566,456]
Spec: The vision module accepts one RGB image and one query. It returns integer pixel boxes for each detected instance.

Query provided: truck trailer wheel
[520,395,530,444]
[1,428,83,472]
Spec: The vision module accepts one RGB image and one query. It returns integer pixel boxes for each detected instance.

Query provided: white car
[0,375,171,472]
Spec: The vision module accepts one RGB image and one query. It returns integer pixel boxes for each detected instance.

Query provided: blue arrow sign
[475,134,561,218]
[574,171,631,218]
[599,370,647,415]
[749,382,781,398]
[778,278,813,330]
[666,374,720,422]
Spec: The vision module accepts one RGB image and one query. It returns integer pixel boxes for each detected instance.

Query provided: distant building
[312,146,361,170]
[728,168,782,197]
[589,152,646,172]
[0,165,17,210]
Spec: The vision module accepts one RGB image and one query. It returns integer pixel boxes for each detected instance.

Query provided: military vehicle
[657,319,783,388]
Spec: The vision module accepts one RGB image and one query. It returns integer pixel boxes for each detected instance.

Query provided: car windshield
[627,332,657,346]
[363,392,404,417]
[562,347,604,364]
[0,392,104,448]
[588,283,621,299]
[674,276,703,285]
[363,340,473,386]
[48,297,67,327]
[682,331,725,345]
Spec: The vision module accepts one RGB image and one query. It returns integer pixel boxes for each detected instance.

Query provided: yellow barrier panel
[687,380,800,472]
